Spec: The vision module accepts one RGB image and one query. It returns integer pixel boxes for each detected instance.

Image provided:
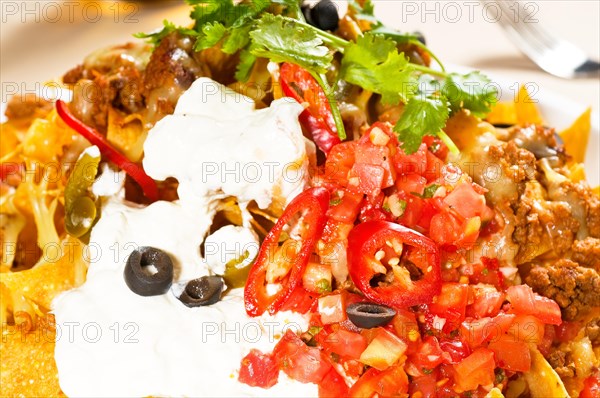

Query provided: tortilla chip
[0,238,85,310]
[0,318,64,397]
[523,345,569,398]
[559,107,592,163]
[485,102,517,126]
[515,85,544,125]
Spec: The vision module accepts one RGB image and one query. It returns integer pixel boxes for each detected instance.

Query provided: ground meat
[506,124,567,162]
[63,43,146,131]
[571,237,600,270]
[585,317,600,345]
[488,140,537,184]
[142,33,209,124]
[512,181,580,263]
[547,349,576,379]
[525,259,600,321]
[4,93,52,122]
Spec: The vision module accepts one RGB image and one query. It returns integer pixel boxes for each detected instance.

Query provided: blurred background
[1,0,599,112]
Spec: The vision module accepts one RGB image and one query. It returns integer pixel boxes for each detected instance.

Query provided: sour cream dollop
[53,79,317,397]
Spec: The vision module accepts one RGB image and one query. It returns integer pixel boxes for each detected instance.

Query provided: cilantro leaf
[196,22,227,51]
[340,33,416,105]
[394,76,450,154]
[443,72,498,117]
[250,14,333,73]
[235,48,257,81]
[134,20,196,47]
[348,0,378,24]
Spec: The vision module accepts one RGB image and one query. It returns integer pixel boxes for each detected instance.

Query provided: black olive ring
[124,246,174,297]
[346,302,397,329]
[178,276,224,307]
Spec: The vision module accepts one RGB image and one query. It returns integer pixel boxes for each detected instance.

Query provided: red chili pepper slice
[56,100,159,201]
[244,187,329,317]
[347,220,441,308]
[279,63,341,154]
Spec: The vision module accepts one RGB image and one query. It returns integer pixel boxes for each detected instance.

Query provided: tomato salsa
[240,116,563,396]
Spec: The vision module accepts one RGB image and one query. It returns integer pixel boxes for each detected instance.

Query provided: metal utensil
[489,0,600,79]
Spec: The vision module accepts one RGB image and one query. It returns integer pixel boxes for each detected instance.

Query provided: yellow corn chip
[515,85,544,125]
[485,102,517,126]
[559,107,592,163]
[0,238,85,310]
[0,318,64,397]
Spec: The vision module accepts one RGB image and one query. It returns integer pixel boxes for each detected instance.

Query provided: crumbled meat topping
[571,237,600,270]
[525,259,600,321]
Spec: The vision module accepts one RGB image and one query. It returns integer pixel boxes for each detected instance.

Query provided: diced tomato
[422,135,449,160]
[318,368,350,398]
[439,337,471,364]
[303,262,332,294]
[349,365,408,398]
[273,330,331,384]
[429,211,462,247]
[359,328,407,370]
[443,182,487,219]
[469,258,505,290]
[488,334,531,372]
[327,189,363,223]
[507,314,546,345]
[410,336,448,371]
[538,324,556,356]
[354,140,396,188]
[323,142,357,187]
[318,293,346,325]
[409,374,438,398]
[394,143,428,176]
[460,313,515,348]
[467,284,505,318]
[429,283,470,327]
[279,286,318,314]
[348,163,385,196]
[320,329,368,360]
[453,348,495,392]
[580,371,600,398]
[424,150,445,183]
[555,321,582,343]
[358,192,393,223]
[238,349,279,389]
[506,285,562,325]
[395,173,427,196]
[391,309,421,352]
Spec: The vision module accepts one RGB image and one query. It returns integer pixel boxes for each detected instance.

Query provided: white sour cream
[53,79,317,397]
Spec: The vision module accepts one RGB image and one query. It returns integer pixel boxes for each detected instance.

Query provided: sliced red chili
[279,63,341,154]
[244,187,329,317]
[55,100,159,201]
[347,220,441,308]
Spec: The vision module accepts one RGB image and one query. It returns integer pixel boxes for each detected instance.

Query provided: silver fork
[489,0,600,79]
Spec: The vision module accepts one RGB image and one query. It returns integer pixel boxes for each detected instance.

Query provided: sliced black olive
[310,0,339,32]
[413,31,426,45]
[124,247,174,297]
[301,4,314,26]
[178,276,224,307]
[346,302,396,329]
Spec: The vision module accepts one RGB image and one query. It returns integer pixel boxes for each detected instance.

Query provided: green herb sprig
[136,0,497,154]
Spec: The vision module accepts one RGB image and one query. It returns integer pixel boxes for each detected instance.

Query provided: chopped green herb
[136,0,498,154]
[422,367,433,375]
[316,279,332,294]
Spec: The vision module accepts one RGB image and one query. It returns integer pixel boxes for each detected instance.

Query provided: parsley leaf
[394,75,450,154]
[340,33,417,105]
[443,72,498,117]
[250,14,333,73]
